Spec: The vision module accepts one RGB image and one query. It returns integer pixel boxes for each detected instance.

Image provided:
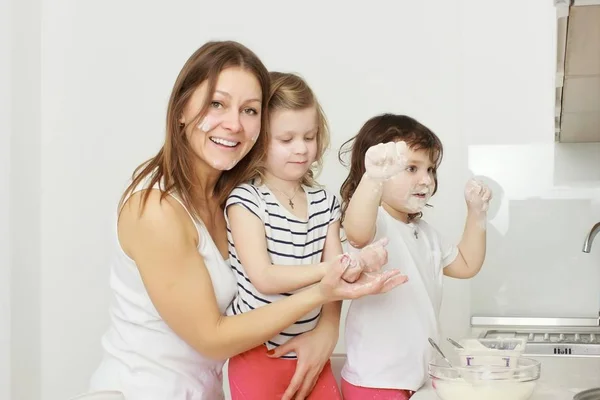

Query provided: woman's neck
[193,159,223,200]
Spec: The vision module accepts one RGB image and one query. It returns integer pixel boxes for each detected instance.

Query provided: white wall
[9,0,43,399]
[1,0,12,397]
[6,0,600,399]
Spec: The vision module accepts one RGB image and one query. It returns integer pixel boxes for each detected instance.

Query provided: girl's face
[264,106,319,182]
[381,147,436,217]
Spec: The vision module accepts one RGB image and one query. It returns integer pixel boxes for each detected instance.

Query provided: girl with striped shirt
[224,72,407,400]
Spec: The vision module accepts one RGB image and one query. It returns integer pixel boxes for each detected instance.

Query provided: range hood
[555,0,600,143]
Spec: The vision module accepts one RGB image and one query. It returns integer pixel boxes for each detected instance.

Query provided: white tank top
[89,181,237,400]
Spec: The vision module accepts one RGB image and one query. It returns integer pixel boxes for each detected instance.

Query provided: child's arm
[343,174,384,248]
[229,188,391,294]
[228,204,329,294]
[444,179,493,279]
[344,142,408,248]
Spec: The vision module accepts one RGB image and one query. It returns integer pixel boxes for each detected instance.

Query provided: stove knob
[528,333,535,341]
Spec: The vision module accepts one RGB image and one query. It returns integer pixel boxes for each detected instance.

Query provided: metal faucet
[583,222,600,253]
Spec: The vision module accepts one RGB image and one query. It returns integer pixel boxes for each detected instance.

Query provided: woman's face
[181,66,263,171]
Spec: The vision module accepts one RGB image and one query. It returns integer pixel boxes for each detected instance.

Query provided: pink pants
[341,378,415,400]
[228,345,342,400]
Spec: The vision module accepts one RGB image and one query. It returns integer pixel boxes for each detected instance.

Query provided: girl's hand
[464,178,493,215]
[339,254,362,283]
[339,238,390,283]
[364,141,408,181]
[355,237,389,272]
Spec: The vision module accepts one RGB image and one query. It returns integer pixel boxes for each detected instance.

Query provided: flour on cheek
[210,158,239,171]
[198,116,214,133]
[384,178,432,214]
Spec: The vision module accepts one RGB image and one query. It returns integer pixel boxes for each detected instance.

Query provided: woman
[88,40,405,400]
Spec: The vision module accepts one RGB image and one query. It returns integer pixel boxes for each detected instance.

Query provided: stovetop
[482,329,600,356]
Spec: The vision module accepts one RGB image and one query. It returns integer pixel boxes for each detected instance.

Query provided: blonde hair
[259,71,330,187]
[119,41,270,217]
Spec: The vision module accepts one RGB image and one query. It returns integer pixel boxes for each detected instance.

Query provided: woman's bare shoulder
[118,189,198,258]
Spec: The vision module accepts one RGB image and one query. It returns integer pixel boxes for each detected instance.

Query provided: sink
[574,388,600,399]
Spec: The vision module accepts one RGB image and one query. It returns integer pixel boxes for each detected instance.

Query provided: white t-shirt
[224,182,341,358]
[341,207,458,391]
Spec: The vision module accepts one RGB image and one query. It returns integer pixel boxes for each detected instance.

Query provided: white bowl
[428,357,541,400]
[454,337,527,367]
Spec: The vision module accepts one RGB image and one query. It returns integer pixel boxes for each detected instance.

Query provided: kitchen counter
[412,355,600,400]
[412,381,576,400]
[266,338,600,400]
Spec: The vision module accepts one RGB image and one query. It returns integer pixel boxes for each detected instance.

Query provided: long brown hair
[120,41,270,218]
[254,71,329,187]
[338,113,444,221]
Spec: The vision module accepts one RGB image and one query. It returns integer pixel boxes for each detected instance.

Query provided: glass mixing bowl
[428,357,541,400]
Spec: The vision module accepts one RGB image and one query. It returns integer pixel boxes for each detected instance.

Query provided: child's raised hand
[464,178,493,214]
[364,141,408,181]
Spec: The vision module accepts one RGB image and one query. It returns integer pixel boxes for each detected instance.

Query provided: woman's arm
[119,190,402,360]
[317,219,344,335]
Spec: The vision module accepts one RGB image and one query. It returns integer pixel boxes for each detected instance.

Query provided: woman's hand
[267,323,339,400]
[320,253,408,302]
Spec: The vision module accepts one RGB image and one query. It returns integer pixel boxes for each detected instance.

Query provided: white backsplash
[452,2,600,318]
[470,143,600,317]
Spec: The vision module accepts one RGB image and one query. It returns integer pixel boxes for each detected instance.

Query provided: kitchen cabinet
[555,0,600,143]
